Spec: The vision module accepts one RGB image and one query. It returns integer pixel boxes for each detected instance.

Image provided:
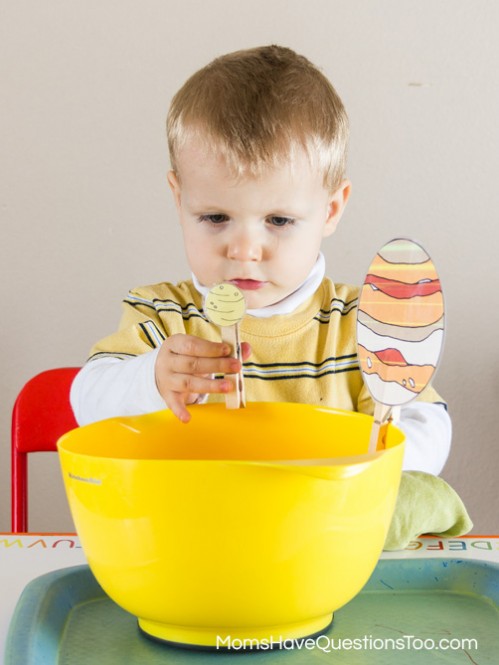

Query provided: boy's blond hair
[167,45,349,192]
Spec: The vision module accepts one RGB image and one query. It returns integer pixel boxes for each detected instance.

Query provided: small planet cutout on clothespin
[204,283,246,409]
[204,283,246,326]
[356,238,445,453]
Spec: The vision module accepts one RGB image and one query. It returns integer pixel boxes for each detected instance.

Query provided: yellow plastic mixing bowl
[58,402,404,648]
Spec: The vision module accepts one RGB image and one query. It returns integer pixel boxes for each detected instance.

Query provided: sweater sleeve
[396,402,452,475]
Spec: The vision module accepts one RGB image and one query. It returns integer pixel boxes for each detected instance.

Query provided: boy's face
[168,138,350,310]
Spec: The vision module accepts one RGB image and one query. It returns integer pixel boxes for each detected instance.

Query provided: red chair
[11,368,80,533]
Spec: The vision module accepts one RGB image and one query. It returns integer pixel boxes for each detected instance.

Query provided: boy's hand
[155,334,251,423]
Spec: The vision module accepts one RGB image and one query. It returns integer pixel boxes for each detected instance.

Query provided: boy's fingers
[169,354,241,376]
[167,334,231,358]
[167,392,192,424]
[240,342,252,361]
[168,374,232,396]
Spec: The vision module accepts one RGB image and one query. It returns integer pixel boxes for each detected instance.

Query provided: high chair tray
[5,559,499,664]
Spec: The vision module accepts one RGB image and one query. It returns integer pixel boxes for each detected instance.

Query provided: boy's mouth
[229,279,267,291]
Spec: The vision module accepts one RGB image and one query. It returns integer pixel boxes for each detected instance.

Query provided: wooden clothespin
[204,283,246,409]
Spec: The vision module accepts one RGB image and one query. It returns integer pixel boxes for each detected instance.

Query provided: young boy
[71,45,451,475]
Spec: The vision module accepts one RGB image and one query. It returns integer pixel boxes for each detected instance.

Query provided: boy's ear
[323,179,351,238]
[167,170,181,208]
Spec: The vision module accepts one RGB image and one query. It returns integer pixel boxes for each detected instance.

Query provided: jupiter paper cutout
[356,238,444,407]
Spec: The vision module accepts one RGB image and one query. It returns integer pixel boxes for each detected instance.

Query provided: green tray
[5,559,499,664]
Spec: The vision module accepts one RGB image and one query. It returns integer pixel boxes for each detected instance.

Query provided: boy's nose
[227,231,263,261]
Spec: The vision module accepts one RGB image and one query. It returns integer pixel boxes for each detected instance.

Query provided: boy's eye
[268,216,295,227]
[199,214,229,224]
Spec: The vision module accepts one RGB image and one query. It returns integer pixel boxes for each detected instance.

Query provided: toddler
[71,45,451,475]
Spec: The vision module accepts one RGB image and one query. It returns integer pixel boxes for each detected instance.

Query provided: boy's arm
[396,402,452,475]
[70,351,166,426]
[70,289,170,425]
[70,287,246,425]
[71,340,246,425]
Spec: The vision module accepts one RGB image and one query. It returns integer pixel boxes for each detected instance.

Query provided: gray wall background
[1,1,498,533]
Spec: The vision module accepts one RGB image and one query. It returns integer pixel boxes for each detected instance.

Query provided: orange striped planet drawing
[356,238,444,406]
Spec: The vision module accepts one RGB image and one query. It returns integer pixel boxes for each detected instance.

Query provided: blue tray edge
[5,565,104,663]
[5,558,499,664]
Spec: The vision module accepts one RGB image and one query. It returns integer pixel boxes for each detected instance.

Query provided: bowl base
[138,613,333,650]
